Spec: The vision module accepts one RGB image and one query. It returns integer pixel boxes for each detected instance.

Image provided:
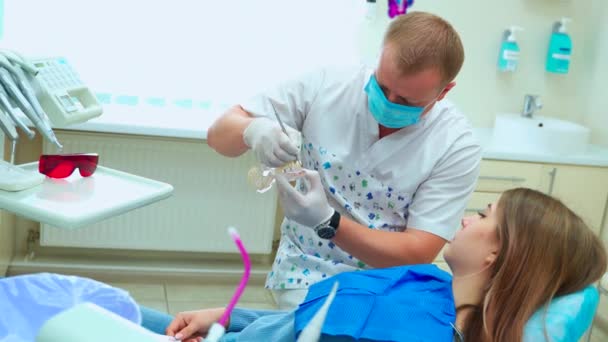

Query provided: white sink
[491,113,590,155]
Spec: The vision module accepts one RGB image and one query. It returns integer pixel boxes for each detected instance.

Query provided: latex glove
[243,117,300,168]
[165,308,224,342]
[275,169,334,228]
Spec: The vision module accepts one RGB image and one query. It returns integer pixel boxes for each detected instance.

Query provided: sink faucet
[522,94,543,118]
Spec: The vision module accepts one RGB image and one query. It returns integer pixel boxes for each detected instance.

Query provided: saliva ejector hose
[204,227,251,342]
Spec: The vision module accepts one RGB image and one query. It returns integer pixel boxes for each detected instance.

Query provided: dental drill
[0,56,62,149]
[0,108,18,163]
[0,68,62,149]
[0,83,36,139]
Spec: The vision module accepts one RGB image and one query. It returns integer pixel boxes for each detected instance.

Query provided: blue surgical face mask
[364,75,430,129]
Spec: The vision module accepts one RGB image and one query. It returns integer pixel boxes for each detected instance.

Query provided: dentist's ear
[437,81,456,102]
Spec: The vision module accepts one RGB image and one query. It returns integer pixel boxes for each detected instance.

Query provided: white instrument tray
[0,162,174,229]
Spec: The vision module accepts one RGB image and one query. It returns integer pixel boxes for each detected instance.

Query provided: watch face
[317,226,336,239]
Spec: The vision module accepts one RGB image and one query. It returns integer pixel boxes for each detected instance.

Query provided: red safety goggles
[38,153,99,179]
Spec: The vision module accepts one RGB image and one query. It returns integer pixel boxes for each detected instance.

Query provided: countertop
[473,128,608,167]
[22,106,608,167]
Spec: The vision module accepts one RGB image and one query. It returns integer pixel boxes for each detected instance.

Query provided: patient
[140,188,607,342]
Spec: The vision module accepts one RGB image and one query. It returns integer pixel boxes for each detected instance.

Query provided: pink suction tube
[218,227,251,327]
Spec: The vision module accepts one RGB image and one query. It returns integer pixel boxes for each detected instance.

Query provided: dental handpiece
[1,50,39,76]
[0,108,18,164]
[0,70,62,149]
[0,107,18,141]
[14,68,52,126]
[0,84,35,139]
[12,66,62,148]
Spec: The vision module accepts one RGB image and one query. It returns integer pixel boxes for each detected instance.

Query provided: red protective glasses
[38,153,99,179]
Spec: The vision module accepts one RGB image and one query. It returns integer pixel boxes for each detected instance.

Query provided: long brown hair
[462,188,607,342]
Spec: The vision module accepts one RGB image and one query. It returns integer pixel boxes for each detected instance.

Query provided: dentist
[207,11,481,309]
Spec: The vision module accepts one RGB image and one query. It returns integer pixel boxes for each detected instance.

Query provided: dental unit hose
[204,227,251,342]
[0,69,62,149]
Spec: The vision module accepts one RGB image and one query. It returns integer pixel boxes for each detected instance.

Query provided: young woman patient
[140,188,607,342]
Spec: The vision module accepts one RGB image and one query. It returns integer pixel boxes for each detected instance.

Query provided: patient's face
[444,201,500,276]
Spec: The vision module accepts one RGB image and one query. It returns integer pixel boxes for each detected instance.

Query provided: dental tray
[0,162,174,229]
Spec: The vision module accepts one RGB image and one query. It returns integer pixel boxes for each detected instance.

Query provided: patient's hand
[166,308,225,342]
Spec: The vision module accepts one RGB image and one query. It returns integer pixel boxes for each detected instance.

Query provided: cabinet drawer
[476,160,545,192]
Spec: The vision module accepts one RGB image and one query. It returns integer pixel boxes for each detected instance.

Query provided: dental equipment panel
[30,57,103,127]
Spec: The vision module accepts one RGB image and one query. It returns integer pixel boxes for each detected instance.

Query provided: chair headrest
[524,285,599,342]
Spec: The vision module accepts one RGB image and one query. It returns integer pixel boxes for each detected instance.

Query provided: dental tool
[0,68,62,149]
[0,83,35,139]
[0,108,19,164]
[246,102,304,192]
[269,100,300,165]
[203,227,251,342]
[10,64,62,148]
[1,50,39,76]
[297,281,339,342]
[0,107,18,142]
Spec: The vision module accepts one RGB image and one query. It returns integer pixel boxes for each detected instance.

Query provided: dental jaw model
[246,101,305,193]
[247,160,305,193]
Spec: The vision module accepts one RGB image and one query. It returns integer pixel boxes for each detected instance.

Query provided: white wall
[584,0,608,148]
[359,0,601,128]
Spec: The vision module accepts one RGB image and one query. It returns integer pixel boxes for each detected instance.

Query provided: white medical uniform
[241,65,481,293]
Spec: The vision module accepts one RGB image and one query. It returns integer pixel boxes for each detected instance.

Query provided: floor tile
[168,300,277,316]
[108,282,166,302]
[165,283,273,303]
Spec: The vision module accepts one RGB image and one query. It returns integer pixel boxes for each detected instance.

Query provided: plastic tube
[204,227,251,342]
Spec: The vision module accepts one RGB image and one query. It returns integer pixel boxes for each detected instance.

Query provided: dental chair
[31,283,602,342]
[0,273,141,342]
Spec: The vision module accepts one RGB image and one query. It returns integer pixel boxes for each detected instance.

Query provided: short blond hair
[383,11,464,84]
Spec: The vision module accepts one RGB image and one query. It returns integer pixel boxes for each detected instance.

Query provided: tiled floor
[107,280,277,317]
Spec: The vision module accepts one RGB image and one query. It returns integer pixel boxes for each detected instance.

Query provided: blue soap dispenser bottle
[546,17,572,74]
[498,26,523,72]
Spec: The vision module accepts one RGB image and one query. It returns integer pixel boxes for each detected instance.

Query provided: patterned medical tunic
[240,65,481,290]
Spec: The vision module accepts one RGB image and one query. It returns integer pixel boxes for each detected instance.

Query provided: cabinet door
[543,164,608,235]
[0,211,15,276]
[477,160,546,193]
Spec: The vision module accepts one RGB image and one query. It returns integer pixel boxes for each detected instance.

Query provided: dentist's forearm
[332,215,445,268]
[207,105,254,157]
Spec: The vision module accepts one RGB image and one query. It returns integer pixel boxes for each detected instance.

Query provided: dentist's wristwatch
[314,210,341,239]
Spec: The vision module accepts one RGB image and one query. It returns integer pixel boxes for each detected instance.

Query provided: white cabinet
[472,160,608,235]
[541,164,608,235]
[0,211,15,276]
